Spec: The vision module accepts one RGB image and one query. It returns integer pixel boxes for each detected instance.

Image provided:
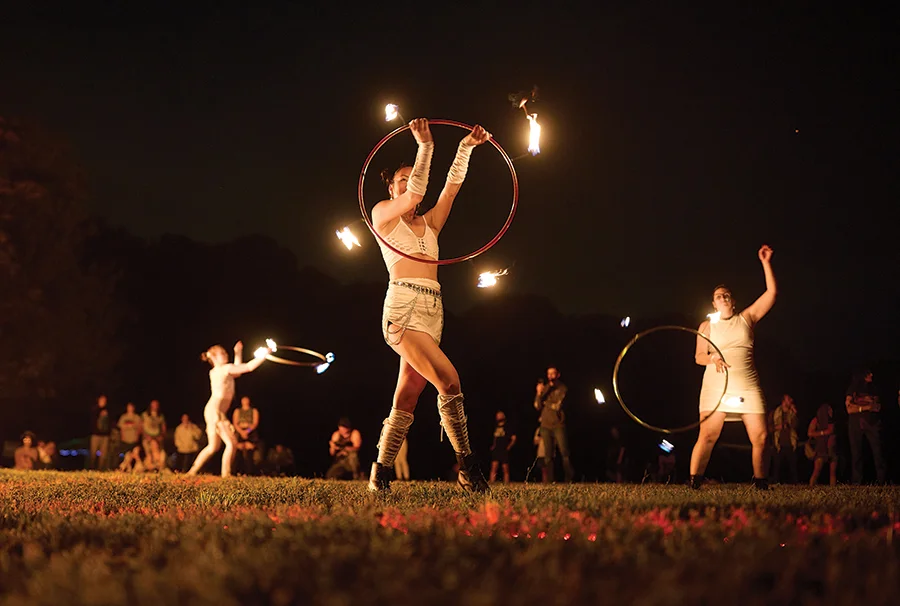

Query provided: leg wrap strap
[376,408,414,466]
[437,393,472,457]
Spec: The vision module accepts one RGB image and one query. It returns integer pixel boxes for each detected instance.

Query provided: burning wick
[385,104,398,121]
[620,316,631,328]
[707,311,721,324]
[526,113,541,156]
[336,226,361,250]
[385,103,406,123]
[477,268,509,288]
[254,347,268,360]
[266,339,277,352]
[594,389,606,404]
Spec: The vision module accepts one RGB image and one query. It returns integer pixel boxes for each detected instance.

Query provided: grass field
[1,471,899,605]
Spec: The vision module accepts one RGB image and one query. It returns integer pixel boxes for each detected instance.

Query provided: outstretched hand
[234,341,243,353]
[758,244,773,264]
[462,125,491,146]
[409,118,433,144]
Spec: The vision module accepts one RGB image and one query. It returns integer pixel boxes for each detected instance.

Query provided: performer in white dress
[367,118,491,493]
[187,341,271,477]
[690,245,777,489]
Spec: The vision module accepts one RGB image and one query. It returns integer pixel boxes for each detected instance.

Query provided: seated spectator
[14,432,39,470]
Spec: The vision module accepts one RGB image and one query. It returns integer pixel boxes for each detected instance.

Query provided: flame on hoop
[707,311,721,324]
[316,352,336,374]
[620,316,631,328]
[254,347,268,360]
[527,113,541,156]
[594,389,606,404]
[477,268,509,288]
[336,226,361,250]
[266,339,277,352]
[385,104,399,122]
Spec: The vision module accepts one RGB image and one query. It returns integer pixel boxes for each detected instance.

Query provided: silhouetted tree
[0,116,121,420]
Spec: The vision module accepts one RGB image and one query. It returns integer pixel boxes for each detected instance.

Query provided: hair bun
[380,168,393,187]
[200,352,209,362]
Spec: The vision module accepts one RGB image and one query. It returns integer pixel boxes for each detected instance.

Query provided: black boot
[751,477,769,491]
[457,453,490,493]
[367,462,394,493]
[689,474,704,490]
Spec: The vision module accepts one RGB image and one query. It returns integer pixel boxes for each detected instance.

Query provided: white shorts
[382,278,443,345]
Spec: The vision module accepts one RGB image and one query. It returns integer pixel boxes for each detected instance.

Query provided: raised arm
[371,119,434,229]
[233,341,243,366]
[426,125,491,233]
[533,382,546,410]
[742,245,777,327]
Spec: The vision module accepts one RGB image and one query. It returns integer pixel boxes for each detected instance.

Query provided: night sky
[2,2,896,371]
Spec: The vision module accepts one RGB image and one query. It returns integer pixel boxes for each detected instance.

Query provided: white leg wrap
[376,408,414,466]
[437,393,472,456]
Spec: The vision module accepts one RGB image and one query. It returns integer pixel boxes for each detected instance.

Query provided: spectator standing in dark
[845,369,886,484]
[534,366,574,482]
[489,411,516,483]
[89,394,111,470]
[772,394,799,484]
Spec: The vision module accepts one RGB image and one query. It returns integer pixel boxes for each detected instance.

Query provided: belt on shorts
[390,280,442,298]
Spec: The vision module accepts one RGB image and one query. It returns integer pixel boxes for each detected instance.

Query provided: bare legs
[689,412,768,483]
[741,413,768,479]
[689,411,726,476]
[809,458,838,486]
[370,328,486,492]
[187,418,237,477]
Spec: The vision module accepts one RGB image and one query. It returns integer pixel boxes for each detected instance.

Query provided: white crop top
[377,218,439,270]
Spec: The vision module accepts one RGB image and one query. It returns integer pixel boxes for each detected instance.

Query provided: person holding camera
[534,366,574,482]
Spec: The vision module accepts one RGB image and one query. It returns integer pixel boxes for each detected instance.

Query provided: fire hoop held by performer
[187,340,272,477]
[690,245,777,490]
[368,118,491,493]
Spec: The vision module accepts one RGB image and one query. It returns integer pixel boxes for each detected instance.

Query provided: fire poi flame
[336,226,361,250]
[527,113,541,156]
[477,268,509,288]
[385,104,399,122]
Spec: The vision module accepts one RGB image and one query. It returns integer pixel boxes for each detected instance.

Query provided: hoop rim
[611,325,727,434]
[358,119,519,265]
[266,345,328,367]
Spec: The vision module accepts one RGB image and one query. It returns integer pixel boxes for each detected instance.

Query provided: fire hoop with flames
[358,119,519,265]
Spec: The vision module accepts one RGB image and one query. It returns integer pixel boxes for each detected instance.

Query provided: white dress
[699,313,766,421]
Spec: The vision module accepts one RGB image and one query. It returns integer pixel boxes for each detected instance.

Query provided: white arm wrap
[406,141,434,196]
[445,141,475,185]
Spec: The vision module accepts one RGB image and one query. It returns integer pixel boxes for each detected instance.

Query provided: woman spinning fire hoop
[690,245,777,490]
[187,340,271,477]
[368,118,490,493]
